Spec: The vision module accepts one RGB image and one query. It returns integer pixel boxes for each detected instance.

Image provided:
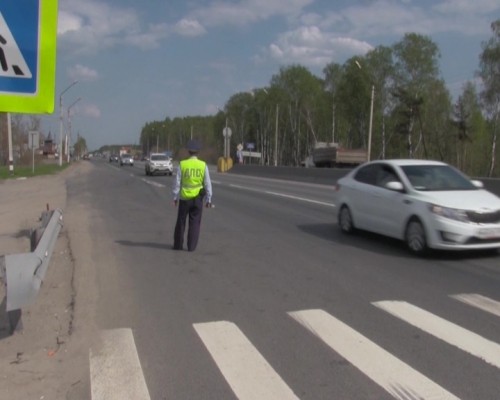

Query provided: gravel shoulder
[0,161,97,399]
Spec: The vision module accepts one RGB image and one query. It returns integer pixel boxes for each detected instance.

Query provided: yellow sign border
[0,0,58,114]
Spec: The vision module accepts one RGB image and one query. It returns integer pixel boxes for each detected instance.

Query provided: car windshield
[151,155,168,161]
[401,165,477,191]
[122,154,132,158]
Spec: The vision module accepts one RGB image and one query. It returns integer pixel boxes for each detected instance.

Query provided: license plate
[477,227,500,239]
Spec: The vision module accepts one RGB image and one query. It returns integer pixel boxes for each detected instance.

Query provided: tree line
[3,21,498,177]
[139,20,500,177]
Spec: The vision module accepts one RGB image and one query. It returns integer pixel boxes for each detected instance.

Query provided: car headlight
[429,204,469,222]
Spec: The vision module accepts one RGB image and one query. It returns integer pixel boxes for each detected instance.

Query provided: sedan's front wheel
[405,218,427,255]
[338,205,355,234]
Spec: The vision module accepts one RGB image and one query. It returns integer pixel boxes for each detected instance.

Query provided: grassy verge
[0,163,69,180]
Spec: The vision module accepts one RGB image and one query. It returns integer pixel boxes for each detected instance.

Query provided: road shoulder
[0,161,96,399]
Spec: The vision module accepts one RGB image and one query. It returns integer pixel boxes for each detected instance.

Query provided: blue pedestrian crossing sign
[0,0,58,113]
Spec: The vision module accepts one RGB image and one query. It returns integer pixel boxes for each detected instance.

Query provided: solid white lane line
[374,301,500,369]
[265,191,335,207]
[229,184,261,192]
[90,328,151,400]
[451,293,500,318]
[228,184,334,207]
[141,178,165,188]
[193,321,299,400]
[289,309,459,400]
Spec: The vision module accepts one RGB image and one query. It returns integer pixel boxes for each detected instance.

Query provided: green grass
[0,163,69,180]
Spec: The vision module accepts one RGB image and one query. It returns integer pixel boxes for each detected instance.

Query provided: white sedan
[333,159,500,255]
[145,153,173,176]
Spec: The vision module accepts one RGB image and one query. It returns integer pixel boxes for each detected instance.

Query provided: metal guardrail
[0,208,63,332]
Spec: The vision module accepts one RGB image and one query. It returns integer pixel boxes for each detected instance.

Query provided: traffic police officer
[172,139,212,251]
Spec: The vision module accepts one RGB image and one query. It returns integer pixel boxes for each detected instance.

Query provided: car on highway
[333,159,500,255]
[109,154,119,162]
[145,153,173,176]
[120,153,134,166]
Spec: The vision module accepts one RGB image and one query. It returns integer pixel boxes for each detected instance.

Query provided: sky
[41,0,500,151]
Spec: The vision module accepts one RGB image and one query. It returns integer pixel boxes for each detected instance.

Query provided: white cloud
[82,104,101,119]
[173,19,206,37]
[317,0,497,38]
[57,10,82,35]
[126,23,169,49]
[433,0,500,14]
[179,0,314,28]
[262,0,498,68]
[268,26,373,67]
[58,0,168,54]
[318,1,428,37]
[67,64,99,82]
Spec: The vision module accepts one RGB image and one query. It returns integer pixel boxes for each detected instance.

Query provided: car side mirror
[471,180,484,188]
[385,181,404,192]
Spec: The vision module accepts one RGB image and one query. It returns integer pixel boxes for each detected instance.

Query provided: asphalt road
[68,159,500,399]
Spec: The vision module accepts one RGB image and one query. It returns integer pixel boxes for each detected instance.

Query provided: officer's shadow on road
[115,240,171,250]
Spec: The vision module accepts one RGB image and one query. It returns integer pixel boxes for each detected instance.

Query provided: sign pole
[224,118,228,159]
[31,132,35,174]
[7,113,14,174]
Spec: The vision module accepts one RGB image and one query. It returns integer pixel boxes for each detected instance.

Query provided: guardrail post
[0,209,63,334]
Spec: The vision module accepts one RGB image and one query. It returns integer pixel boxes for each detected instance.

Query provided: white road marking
[141,177,165,188]
[193,321,299,400]
[228,184,334,207]
[90,328,151,400]
[289,309,459,400]
[229,184,261,192]
[374,300,500,369]
[265,191,334,207]
[451,293,500,318]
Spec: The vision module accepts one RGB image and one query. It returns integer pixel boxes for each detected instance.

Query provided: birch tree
[478,19,500,177]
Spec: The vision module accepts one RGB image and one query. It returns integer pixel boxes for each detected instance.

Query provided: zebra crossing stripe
[289,309,459,400]
[89,328,151,400]
[374,301,500,369]
[450,293,500,318]
[193,321,299,400]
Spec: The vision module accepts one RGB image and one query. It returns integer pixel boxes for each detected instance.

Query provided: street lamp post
[59,81,78,166]
[67,97,81,163]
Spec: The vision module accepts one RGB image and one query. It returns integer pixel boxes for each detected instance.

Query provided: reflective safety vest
[179,158,206,200]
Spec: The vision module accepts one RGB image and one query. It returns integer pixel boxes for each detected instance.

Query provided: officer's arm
[204,165,212,204]
[172,166,182,205]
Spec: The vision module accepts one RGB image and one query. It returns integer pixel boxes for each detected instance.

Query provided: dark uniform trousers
[173,194,204,251]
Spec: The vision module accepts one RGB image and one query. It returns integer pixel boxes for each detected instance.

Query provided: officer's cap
[187,139,201,152]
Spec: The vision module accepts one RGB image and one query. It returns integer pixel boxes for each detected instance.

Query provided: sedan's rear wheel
[405,218,427,255]
[338,205,354,233]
